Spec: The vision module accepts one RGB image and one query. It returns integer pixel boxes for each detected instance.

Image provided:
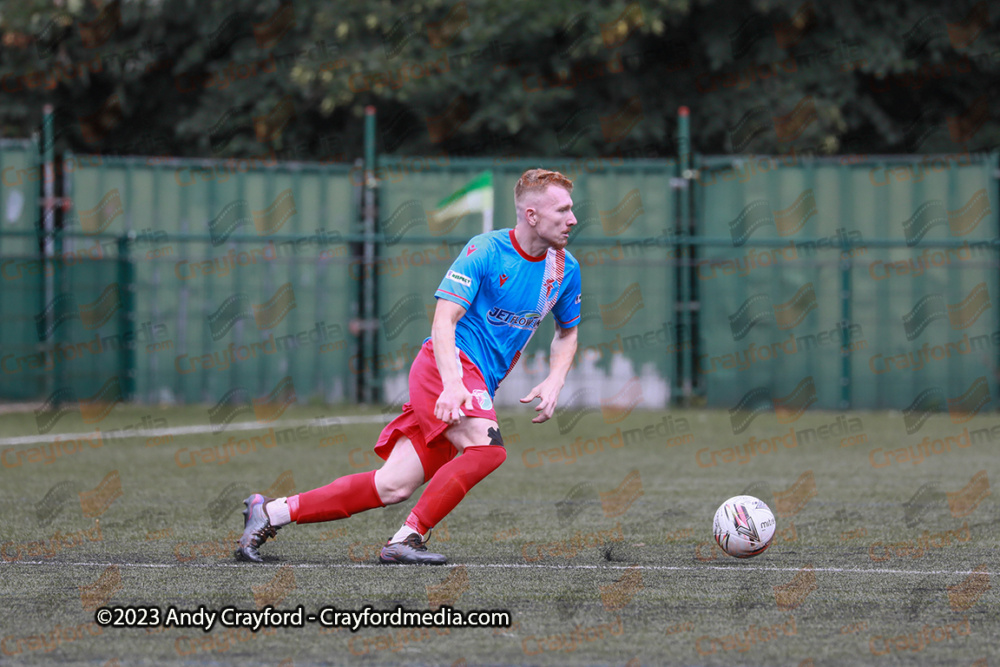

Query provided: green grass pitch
[0,404,997,666]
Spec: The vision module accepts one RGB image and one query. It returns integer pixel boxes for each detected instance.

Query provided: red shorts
[374,340,498,479]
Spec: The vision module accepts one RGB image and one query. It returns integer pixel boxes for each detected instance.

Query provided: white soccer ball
[713,495,776,558]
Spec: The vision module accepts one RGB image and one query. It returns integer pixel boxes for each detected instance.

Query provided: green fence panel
[847,154,999,411]
[0,254,50,401]
[0,139,42,401]
[0,255,124,403]
[63,155,356,405]
[559,161,678,409]
[693,153,999,411]
[695,156,865,410]
[847,248,1000,411]
[0,139,40,255]
[49,255,129,403]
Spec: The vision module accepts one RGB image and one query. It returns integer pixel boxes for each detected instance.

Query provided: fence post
[118,235,136,400]
[676,106,693,405]
[41,105,59,401]
[54,149,70,399]
[993,150,1000,405]
[362,105,380,403]
[839,236,852,409]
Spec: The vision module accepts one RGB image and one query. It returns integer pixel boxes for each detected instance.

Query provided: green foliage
[1,0,998,158]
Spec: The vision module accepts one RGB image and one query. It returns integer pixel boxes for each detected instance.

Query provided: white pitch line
[0,560,988,576]
[0,414,398,447]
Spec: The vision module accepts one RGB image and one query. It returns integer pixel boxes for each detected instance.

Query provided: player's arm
[431,298,475,425]
[520,322,578,424]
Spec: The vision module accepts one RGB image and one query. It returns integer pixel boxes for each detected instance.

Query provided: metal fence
[1,137,998,412]
[693,152,999,411]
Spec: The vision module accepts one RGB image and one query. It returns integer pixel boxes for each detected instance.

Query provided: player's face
[532,186,577,250]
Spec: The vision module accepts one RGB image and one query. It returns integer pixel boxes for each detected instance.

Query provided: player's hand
[520,379,562,424]
[435,381,474,426]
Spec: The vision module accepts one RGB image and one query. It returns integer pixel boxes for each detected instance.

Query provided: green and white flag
[428,171,494,234]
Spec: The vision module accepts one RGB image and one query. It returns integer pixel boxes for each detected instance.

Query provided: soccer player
[237,168,582,564]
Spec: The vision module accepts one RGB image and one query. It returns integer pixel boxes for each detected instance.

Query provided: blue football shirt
[433,228,582,396]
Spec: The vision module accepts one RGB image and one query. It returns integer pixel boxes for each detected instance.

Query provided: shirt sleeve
[552,260,582,327]
[434,236,489,308]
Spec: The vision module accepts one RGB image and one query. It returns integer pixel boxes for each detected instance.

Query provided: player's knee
[382,492,409,505]
[379,484,414,505]
[375,475,420,505]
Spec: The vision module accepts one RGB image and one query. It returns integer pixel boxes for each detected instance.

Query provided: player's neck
[512,225,550,259]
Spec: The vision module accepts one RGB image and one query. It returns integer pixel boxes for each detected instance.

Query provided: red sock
[292,470,385,524]
[408,446,506,534]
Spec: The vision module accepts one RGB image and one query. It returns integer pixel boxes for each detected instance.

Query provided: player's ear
[525,206,537,226]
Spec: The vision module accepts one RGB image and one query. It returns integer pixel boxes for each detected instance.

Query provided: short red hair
[514,169,573,208]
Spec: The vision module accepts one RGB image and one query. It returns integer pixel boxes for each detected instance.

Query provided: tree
[1,0,997,159]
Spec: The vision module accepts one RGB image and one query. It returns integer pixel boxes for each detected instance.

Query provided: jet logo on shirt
[487,307,541,331]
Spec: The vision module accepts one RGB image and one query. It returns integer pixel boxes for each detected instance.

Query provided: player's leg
[407,417,507,535]
[373,435,426,504]
[377,433,457,565]
[380,339,503,564]
[381,417,506,565]
[236,436,424,563]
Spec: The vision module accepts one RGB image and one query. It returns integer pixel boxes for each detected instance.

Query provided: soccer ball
[713,495,776,558]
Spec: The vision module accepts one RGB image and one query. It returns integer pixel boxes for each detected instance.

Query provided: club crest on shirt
[473,389,493,411]
[544,278,556,298]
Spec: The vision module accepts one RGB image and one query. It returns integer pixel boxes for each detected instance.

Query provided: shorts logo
[473,389,493,411]
[447,270,473,287]
[487,307,541,331]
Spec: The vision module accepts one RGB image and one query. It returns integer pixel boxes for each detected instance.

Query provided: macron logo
[447,270,473,287]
